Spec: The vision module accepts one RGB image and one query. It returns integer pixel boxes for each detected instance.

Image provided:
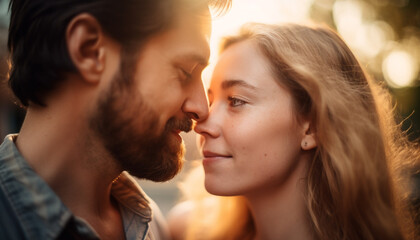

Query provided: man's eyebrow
[221,79,258,91]
[176,53,209,66]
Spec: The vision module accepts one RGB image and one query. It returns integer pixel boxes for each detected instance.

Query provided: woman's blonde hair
[180,23,419,240]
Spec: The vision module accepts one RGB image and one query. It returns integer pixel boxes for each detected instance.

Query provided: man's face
[91,9,211,182]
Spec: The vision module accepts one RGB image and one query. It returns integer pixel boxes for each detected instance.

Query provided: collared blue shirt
[0,134,170,240]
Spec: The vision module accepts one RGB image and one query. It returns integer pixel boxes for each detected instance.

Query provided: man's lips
[171,130,182,142]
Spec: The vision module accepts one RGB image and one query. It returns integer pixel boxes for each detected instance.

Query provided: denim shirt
[0,134,170,240]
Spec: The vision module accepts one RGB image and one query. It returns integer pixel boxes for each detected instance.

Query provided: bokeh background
[0,0,419,216]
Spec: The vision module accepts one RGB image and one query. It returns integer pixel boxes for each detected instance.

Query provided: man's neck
[16,104,125,239]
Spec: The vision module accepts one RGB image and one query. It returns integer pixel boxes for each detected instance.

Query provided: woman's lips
[202,150,232,164]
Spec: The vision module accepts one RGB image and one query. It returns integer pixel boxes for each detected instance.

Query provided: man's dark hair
[7,0,231,106]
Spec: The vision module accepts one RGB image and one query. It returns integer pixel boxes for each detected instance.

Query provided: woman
[168,23,419,240]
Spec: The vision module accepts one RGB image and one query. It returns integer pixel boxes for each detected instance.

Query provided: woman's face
[195,40,310,197]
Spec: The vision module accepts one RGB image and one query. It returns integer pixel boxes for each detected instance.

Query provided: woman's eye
[228,96,246,107]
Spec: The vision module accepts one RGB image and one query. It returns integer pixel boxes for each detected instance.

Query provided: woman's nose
[194,105,220,139]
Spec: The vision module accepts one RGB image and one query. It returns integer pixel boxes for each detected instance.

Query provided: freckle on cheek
[264,153,267,157]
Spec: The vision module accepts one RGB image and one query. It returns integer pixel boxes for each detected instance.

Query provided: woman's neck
[245,156,314,240]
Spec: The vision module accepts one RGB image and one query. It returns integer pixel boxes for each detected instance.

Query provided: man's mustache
[165,116,193,133]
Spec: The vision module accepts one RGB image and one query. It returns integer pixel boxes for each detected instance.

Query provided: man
[0,0,231,239]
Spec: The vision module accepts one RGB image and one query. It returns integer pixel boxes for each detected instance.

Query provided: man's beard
[90,70,191,182]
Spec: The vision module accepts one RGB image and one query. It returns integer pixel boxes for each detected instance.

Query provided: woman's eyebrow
[221,79,258,91]
[207,79,259,97]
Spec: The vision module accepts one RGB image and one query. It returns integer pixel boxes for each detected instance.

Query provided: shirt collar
[111,171,152,223]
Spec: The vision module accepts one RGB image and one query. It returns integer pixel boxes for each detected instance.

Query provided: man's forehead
[172,6,212,36]
[145,6,211,65]
[167,24,211,64]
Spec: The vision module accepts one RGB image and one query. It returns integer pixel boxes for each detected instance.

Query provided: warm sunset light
[202,0,419,90]
[204,0,314,86]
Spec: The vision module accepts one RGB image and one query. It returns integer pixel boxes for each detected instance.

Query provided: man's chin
[133,159,184,182]
[153,142,185,182]
[127,141,185,182]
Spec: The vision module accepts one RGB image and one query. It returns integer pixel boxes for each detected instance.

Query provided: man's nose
[182,82,209,121]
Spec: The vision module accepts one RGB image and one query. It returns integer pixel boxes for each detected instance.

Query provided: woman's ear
[301,121,317,150]
[66,13,105,84]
